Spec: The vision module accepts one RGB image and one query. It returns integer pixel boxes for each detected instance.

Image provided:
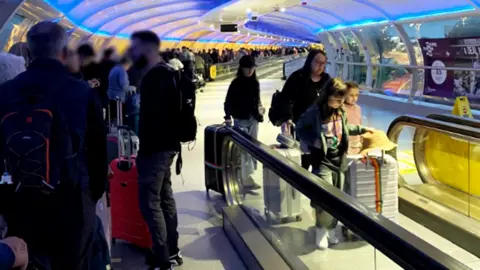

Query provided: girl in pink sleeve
[344,82,362,154]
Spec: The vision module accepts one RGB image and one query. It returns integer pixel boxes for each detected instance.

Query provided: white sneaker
[328,229,339,245]
[315,227,328,250]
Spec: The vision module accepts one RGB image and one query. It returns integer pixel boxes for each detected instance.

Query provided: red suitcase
[110,129,152,249]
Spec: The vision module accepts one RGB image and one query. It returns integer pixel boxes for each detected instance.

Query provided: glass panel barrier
[221,127,470,270]
[388,115,480,221]
[227,143,402,269]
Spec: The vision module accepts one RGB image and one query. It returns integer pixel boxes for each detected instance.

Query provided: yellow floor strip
[397,151,418,175]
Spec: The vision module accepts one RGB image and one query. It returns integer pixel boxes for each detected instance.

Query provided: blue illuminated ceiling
[245,0,478,38]
[41,0,480,45]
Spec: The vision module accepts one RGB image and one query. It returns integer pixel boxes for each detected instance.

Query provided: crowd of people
[223,49,375,250]
[0,18,373,270]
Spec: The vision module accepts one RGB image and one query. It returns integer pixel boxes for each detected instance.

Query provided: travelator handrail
[427,114,480,128]
[387,115,480,149]
[220,126,469,270]
[387,115,480,186]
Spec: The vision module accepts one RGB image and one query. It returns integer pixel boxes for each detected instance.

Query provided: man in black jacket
[0,21,107,269]
[130,30,182,270]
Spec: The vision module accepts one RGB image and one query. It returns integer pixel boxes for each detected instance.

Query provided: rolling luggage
[110,126,152,249]
[263,144,303,224]
[204,124,229,197]
[346,154,399,221]
[107,99,139,164]
[343,153,399,239]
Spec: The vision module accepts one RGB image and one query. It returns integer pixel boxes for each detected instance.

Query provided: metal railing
[219,126,469,270]
[332,60,480,107]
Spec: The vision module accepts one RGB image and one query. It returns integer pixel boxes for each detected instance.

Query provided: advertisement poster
[419,37,480,100]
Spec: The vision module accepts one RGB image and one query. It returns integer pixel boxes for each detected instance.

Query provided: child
[344,82,362,154]
[296,78,374,250]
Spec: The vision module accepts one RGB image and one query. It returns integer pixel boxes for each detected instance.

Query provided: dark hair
[103,47,115,59]
[27,21,67,59]
[119,55,131,65]
[316,77,347,118]
[131,31,160,48]
[236,67,258,80]
[345,81,359,90]
[302,49,327,75]
[77,44,95,57]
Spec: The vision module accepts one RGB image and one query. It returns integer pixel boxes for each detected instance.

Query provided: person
[296,78,374,250]
[0,237,28,270]
[0,52,26,84]
[0,21,108,269]
[8,42,32,68]
[107,55,132,122]
[280,49,331,172]
[78,44,101,87]
[224,55,264,190]
[130,30,182,270]
[343,81,363,154]
[166,51,184,72]
[64,48,83,79]
[194,52,205,79]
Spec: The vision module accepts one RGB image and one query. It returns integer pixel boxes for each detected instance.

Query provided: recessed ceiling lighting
[280,7,286,12]
[246,8,252,13]
[209,24,214,28]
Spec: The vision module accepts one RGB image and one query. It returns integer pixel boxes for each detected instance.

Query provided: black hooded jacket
[224,75,263,121]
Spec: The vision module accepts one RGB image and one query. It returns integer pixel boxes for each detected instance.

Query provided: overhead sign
[419,37,480,101]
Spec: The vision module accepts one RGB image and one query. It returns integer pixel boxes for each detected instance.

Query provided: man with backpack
[131,30,196,270]
[0,21,108,269]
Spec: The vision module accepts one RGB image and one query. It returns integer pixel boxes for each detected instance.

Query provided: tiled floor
[110,68,480,269]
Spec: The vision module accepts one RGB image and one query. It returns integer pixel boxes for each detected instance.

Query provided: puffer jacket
[0,53,26,84]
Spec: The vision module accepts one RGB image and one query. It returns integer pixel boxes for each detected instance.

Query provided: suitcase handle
[117,125,135,161]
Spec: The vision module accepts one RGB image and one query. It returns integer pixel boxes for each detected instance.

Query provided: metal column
[393,23,419,102]
[352,29,373,88]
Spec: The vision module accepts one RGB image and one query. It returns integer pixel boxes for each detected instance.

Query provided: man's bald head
[27,21,68,59]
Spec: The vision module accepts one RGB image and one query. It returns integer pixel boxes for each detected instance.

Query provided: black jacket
[138,63,181,155]
[281,69,331,123]
[224,76,263,121]
[0,58,107,269]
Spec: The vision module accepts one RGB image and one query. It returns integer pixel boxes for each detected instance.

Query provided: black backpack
[0,86,76,194]
[268,90,291,127]
[175,70,197,143]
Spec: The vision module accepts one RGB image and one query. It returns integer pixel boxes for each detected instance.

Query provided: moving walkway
[212,125,472,269]
[388,115,480,258]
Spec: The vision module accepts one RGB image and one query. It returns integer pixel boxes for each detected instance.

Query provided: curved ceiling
[42,0,479,46]
[43,0,305,46]
[245,0,478,39]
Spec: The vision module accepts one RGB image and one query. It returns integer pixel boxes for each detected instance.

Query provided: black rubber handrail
[388,114,480,142]
[427,114,480,128]
[222,126,469,270]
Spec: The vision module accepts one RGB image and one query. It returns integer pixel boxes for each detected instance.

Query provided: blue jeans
[137,152,179,265]
[234,118,259,184]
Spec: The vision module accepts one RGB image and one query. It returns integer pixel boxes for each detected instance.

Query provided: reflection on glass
[0,14,34,52]
[360,26,409,66]
[374,66,412,97]
[227,143,402,269]
[395,125,473,217]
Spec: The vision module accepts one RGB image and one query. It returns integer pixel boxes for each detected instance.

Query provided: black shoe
[169,252,184,266]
